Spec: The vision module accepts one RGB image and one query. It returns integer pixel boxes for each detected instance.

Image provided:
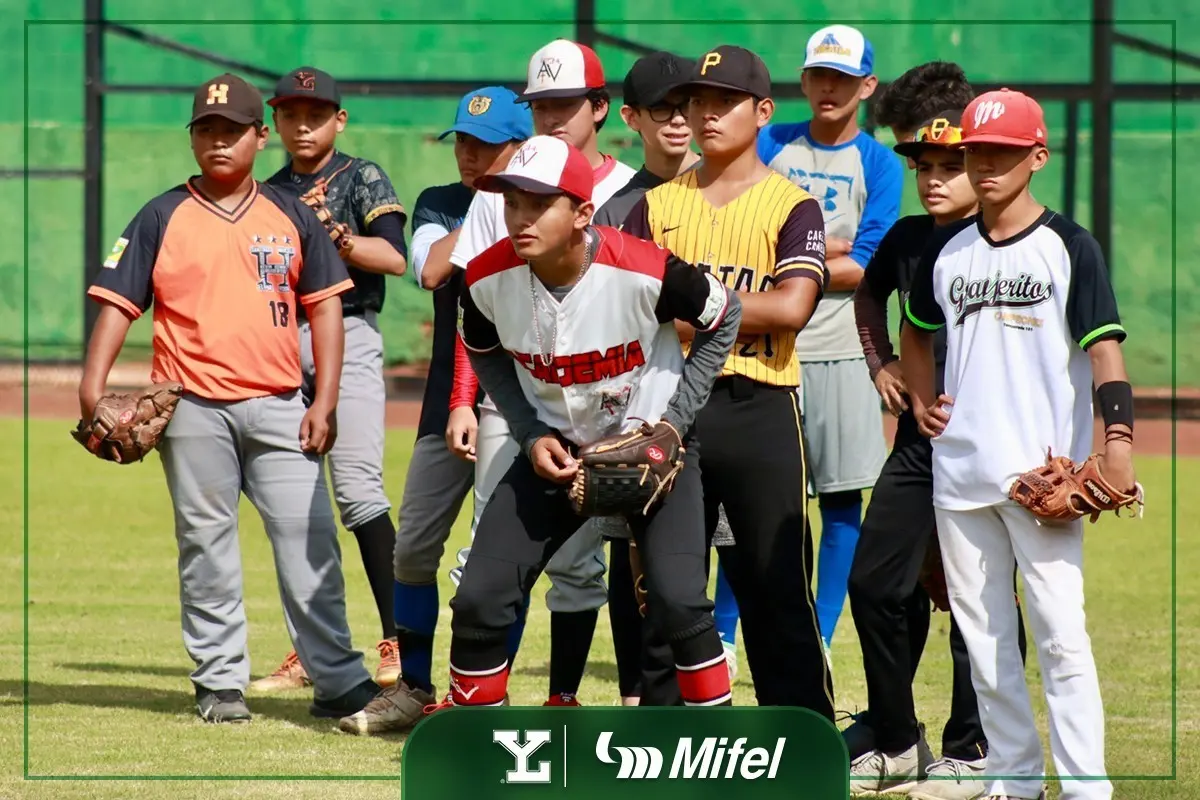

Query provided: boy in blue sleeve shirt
[757,24,903,655]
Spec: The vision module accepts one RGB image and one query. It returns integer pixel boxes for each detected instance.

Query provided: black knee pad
[819,489,862,510]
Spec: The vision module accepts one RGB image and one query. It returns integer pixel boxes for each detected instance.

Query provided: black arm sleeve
[654,254,730,331]
[468,347,556,458]
[1065,230,1126,349]
[773,198,828,291]
[366,211,409,258]
[457,282,502,353]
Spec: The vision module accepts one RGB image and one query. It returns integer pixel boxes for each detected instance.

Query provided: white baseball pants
[934,504,1111,800]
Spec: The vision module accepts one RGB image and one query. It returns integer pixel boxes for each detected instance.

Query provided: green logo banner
[401,707,849,799]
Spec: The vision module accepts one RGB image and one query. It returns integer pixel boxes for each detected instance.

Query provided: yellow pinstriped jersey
[622,170,828,387]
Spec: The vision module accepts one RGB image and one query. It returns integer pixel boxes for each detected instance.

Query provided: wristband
[1096,381,1134,430]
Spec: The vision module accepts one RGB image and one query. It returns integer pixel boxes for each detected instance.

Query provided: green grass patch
[0,418,1188,797]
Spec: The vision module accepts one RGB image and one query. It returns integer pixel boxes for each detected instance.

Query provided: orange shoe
[544,693,581,707]
[249,650,312,693]
[374,638,400,688]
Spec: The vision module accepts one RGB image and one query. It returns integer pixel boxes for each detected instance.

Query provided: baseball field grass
[0,416,1192,799]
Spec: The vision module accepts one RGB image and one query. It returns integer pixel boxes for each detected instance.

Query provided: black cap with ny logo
[188,73,265,128]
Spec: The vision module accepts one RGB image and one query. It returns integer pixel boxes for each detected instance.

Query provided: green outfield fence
[9,0,1199,388]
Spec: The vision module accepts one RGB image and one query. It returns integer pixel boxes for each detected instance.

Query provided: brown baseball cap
[188,73,264,127]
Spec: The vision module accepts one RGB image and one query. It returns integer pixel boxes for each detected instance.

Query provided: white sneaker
[849,729,934,796]
[908,756,987,800]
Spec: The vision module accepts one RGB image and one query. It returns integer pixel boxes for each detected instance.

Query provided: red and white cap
[961,88,1049,148]
[517,39,606,102]
[474,135,593,203]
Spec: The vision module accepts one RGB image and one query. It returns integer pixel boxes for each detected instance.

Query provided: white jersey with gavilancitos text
[458,227,728,445]
[904,210,1125,511]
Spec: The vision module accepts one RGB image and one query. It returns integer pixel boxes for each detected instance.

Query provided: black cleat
[310,679,382,719]
[196,687,252,724]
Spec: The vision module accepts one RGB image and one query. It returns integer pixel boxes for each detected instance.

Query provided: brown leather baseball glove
[568,420,685,517]
[1008,447,1145,524]
[71,382,184,464]
[299,180,352,251]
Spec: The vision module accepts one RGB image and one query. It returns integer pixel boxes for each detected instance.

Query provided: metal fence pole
[1091,0,1114,263]
[83,0,105,354]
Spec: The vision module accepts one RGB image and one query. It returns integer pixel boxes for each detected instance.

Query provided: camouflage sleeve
[352,159,408,230]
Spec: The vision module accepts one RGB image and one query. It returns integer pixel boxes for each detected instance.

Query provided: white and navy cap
[473,135,593,204]
[802,25,874,77]
[517,39,606,103]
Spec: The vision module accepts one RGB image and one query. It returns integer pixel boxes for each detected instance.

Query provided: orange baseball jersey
[88,179,352,401]
[622,171,828,387]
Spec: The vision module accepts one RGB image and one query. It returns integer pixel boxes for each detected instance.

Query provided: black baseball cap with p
[682,45,772,99]
[188,73,264,127]
[268,66,342,108]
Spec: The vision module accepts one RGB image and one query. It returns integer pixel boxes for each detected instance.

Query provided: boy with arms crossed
[80,74,377,723]
[758,25,902,655]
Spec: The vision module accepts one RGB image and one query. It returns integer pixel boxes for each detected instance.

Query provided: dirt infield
[6,384,1195,457]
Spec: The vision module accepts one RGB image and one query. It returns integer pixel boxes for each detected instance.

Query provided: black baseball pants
[696,377,833,717]
[449,435,729,706]
[849,410,1027,759]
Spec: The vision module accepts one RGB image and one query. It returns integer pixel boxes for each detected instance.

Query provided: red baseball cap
[517,39,606,102]
[474,135,593,203]
[961,88,1048,148]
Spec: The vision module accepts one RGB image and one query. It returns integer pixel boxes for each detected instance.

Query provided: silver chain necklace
[530,229,595,366]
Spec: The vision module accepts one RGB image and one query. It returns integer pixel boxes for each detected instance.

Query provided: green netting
[7,3,1198,387]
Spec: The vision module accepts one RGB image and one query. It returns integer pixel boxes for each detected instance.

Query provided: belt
[712,374,797,399]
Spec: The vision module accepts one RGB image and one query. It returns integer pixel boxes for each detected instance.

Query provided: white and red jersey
[458,227,728,445]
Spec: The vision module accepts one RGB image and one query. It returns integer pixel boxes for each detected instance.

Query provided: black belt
[712,374,797,399]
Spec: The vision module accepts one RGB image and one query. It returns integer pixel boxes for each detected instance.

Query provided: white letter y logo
[494,729,552,784]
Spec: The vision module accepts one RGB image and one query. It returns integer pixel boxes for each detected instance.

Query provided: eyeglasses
[914,118,964,146]
[646,102,688,123]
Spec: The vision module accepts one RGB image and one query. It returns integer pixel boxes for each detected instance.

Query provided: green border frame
[23,15,1176,786]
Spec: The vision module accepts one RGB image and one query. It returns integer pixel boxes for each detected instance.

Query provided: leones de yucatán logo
[948,270,1052,327]
[494,729,553,785]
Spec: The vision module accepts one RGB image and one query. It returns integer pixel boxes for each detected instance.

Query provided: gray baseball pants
[158,391,371,700]
[299,312,391,531]
[392,432,475,584]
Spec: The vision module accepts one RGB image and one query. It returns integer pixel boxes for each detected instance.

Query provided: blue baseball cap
[439,86,532,144]
[802,25,874,78]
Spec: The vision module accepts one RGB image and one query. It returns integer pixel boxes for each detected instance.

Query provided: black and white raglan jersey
[904,209,1126,510]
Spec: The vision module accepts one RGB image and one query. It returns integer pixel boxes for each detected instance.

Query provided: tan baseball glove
[1008,447,1145,524]
[567,420,685,517]
[71,382,184,464]
[299,180,353,251]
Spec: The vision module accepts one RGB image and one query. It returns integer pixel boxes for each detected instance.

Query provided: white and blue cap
[802,25,874,77]
[439,86,533,145]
